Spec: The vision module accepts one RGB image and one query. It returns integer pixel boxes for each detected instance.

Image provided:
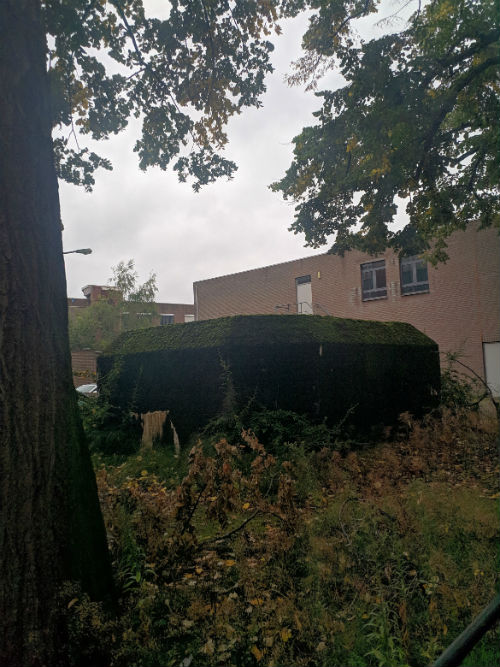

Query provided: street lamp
[63,248,92,255]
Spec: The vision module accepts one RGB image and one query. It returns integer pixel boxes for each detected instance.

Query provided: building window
[160,314,174,325]
[361,260,387,300]
[184,314,195,323]
[400,256,429,295]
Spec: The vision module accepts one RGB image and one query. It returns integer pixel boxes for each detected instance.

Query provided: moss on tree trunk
[0,1,113,664]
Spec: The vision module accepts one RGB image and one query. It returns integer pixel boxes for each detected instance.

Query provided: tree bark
[0,2,113,665]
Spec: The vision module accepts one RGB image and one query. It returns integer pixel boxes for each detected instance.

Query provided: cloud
[60,4,407,303]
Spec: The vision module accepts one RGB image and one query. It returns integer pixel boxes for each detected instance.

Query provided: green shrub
[202,407,334,456]
[78,395,141,455]
[439,351,496,415]
[98,315,440,440]
[440,367,481,412]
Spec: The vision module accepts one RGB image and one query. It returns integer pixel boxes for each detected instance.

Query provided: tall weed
[65,409,499,666]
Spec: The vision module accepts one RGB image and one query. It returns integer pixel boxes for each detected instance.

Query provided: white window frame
[160,313,175,325]
[361,260,387,301]
[400,255,430,295]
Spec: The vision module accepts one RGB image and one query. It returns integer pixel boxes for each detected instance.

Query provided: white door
[483,342,500,397]
[296,276,313,314]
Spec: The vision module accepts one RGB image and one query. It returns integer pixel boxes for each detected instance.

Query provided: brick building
[69,284,194,385]
[194,225,500,394]
[68,284,194,325]
[154,302,195,325]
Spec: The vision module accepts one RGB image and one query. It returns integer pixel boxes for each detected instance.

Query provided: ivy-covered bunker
[97,315,440,440]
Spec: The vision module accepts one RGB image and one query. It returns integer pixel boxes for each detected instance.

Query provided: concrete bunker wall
[98,315,440,441]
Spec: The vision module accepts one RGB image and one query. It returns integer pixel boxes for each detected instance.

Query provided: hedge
[98,315,440,440]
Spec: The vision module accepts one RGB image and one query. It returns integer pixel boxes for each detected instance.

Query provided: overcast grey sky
[61,1,409,303]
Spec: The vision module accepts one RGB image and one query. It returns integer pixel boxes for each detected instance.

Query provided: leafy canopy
[111,258,157,302]
[44,0,285,191]
[44,0,499,257]
[272,0,500,259]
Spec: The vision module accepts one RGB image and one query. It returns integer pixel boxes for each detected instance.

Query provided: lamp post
[63,248,92,255]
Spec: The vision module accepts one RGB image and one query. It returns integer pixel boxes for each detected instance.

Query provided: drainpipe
[193,283,199,321]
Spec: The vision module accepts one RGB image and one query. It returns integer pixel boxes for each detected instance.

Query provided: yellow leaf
[242,502,251,510]
[346,137,358,153]
[280,628,292,642]
[488,492,500,499]
[443,624,448,636]
[195,567,203,575]
[67,597,78,609]
[251,645,263,661]
[250,597,264,606]
[225,559,236,567]
[141,470,148,476]
[202,638,215,655]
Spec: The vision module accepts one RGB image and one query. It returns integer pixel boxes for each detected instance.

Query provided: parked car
[76,383,98,397]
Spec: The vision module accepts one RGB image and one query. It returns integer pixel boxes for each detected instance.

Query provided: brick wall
[67,295,194,325]
[71,349,98,387]
[154,302,195,324]
[68,299,195,381]
[194,225,500,381]
[67,297,89,320]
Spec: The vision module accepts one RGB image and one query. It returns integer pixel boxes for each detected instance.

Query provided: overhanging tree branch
[415,56,497,182]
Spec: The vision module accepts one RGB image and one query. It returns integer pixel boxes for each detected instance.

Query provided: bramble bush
[64,404,499,666]
[78,395,141,456]
[202,406,351,458]
[440,365,483,413]
[439,351,499,417]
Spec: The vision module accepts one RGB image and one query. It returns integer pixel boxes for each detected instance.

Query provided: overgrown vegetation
[98,314,440,441]
[440,352,500,420]
[71,391,499,666]
[78,396,141,456]
[202,407,335,458]
[69,259,159,351]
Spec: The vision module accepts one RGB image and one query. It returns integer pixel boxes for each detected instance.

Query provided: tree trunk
[0,2,113,665]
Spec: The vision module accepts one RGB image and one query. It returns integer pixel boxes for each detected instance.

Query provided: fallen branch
[199,510,260,548]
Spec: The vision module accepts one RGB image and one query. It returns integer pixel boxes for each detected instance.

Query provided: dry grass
[65,409,499,667]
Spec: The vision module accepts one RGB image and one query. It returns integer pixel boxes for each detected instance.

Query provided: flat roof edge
[193,252,328,285]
